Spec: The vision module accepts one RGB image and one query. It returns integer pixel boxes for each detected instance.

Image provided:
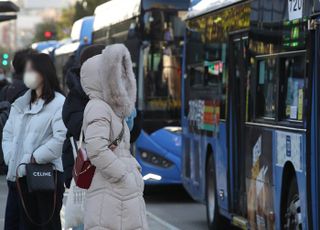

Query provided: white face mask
[23,71,39,90]
[0,74,5,81]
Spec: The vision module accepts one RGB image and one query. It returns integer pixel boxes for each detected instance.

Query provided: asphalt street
[0,176,208,230]
[144,185,208,230]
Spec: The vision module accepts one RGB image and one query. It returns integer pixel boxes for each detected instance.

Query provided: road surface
[0,176,208,229]
[145,185,208,230]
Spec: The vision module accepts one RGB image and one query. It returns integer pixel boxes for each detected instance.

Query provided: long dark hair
[12,48,37,77]
[27,53,62,105]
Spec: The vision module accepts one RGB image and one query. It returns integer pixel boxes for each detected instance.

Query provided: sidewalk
[0,176,178,230]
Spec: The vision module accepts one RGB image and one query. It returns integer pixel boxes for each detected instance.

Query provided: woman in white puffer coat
[80,44,148,230]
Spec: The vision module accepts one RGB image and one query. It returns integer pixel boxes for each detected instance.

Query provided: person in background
[62,44,105,190]
[0,68,9,91]
[0,67,10,174]
[0,48,37,103]
[81,44,148,230]
[2,53,66,230]
[63,52,78,82]
[62,44,105,230]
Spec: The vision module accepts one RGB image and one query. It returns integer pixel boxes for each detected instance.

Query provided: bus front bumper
[135,130,182,185]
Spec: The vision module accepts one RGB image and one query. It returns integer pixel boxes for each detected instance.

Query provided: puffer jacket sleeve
[33,107,67,164]
[83,101,128,183]
[2,106,14,165]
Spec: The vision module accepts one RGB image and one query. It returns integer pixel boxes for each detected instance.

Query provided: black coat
[0,76,27,103]
[0,101,10,174]
[0,79,9,92]
[0,76,26,175]
[62,68,89,139]
[62,67,89,188]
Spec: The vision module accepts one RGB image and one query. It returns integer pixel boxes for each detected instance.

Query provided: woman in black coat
[62,45,105,188]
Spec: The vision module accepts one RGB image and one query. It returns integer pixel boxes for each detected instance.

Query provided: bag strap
[79,119,125,150]
[78,128,84,149]
[70,137,78,160]
[15,163,58,226]
[108,119,125,148]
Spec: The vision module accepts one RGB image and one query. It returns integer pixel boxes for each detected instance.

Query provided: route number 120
[288,0,303,20]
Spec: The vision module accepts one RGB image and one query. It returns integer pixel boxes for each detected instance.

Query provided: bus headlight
[139,151,173,168]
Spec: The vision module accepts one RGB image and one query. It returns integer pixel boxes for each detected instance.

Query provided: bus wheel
[283,178,302,230]
[206,154,221,229]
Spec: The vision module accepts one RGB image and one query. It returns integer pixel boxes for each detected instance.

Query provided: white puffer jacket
[2,90,66,182]
[81,44,148,230]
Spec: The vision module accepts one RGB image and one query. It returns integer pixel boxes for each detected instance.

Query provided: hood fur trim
[81,44,136,118]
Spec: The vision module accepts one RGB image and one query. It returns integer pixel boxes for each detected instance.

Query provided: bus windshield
[142,41,181,111]
[141,10,185,112]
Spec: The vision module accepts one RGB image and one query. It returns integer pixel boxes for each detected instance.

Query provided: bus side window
[190,65,204,88]
[279,55,305,122]
[255,58,277,119]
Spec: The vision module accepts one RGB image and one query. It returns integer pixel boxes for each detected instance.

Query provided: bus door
[228,32,249,216]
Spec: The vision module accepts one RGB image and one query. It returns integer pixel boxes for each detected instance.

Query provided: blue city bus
[31,40,59,53]
[54,16,94,91]
[181,0,320,229]
[92,0,189,184]
[40,38,72,61]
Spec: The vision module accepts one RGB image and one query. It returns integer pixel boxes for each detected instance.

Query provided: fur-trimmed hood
[80,44,136,118]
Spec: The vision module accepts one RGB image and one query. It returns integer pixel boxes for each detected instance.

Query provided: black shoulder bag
[16,156,57,226]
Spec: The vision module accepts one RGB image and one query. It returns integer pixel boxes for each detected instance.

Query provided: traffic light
[2,60,8,66]
[44,31,53,39]
[2,53,9,66]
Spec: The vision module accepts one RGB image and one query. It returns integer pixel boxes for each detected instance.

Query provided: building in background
[0,0,74,50]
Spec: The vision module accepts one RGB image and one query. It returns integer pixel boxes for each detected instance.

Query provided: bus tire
[206,154,221,229]
[283,176,302,230]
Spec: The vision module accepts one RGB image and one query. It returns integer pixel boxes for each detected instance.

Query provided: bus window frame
[278,51,307,125]
[251,50,308,129]
[187,62,204,89]
[253,55,279,123]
